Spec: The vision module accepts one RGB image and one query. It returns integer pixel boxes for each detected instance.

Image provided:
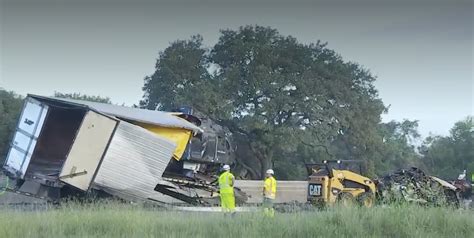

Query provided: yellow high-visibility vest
[264,176,277,199]
[219,171,234,194]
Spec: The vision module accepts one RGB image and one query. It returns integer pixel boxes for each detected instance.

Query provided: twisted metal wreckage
[375,167,460,207]
[1,95,465,207]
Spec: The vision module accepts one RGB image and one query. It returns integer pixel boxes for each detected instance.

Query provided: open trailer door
[3,98,49,178]
[58,111,118,191]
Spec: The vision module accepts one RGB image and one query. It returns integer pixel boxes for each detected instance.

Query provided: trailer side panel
[92,121,176,201]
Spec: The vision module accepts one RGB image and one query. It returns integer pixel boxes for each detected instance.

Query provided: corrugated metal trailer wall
[92,121,177,201]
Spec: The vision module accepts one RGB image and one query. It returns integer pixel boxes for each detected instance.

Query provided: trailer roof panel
[28,95,203,133]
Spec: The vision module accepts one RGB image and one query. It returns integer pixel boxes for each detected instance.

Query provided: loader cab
[306,160,364,178]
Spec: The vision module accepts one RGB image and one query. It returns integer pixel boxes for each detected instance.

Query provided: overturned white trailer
[3,95,203,203]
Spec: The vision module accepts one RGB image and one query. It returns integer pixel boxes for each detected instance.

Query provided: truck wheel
[337,192,354,207]
[357,192,375,208]
[444,189,459,208]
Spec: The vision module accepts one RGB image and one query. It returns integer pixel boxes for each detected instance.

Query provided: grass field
[0,202,473,238]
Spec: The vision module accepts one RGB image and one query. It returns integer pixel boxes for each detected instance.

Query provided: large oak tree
[140,26,390,179]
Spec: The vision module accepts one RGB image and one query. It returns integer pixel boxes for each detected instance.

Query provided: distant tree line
[54,92,112,104]
[0,26,472,180]
[419,117,473,179]
[0,89,23,163]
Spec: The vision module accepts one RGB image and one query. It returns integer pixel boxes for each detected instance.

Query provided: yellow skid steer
[306,160,376,207]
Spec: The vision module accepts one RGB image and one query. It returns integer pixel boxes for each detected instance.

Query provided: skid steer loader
[306,160,376,207]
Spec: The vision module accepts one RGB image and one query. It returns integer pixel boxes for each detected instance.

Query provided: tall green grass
[0,202,472,238]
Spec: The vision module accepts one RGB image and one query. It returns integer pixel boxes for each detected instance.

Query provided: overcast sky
[1,0,472,138]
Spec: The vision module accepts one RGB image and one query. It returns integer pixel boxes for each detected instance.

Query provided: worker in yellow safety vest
[263,169,277,217]
[218,164,235,213]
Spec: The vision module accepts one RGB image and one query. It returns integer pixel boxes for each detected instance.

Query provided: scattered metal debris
[376,167,459,207]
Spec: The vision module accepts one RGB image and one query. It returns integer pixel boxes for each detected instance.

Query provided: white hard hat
[266,169,274,175]
[223,164,230,171]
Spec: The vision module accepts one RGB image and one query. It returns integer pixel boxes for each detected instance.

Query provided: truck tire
[444,189,459,208]
[337,192,354,207]
[357,192,375,208]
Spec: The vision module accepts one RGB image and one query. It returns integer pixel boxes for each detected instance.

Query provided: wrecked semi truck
[2,95,241,204]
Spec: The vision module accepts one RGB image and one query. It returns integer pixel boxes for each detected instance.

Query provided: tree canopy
[420,116,473,179]
[373,120,421,175]
[141,26,390,179]
[0,89,23,164]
